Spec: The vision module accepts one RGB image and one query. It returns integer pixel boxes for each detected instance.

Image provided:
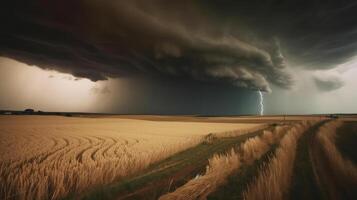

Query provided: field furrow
[0,116,261,200]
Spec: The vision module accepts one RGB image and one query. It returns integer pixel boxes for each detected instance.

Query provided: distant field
[0,116,262,200]
[86,114,330,123]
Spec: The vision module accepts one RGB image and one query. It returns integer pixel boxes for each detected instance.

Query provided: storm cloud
[314,75,345,92]
[204,0,357,68]
[1,0,357,92]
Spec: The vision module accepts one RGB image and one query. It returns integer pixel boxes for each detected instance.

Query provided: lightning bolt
[258,91,264,115]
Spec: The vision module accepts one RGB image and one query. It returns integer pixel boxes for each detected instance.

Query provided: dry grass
[0,116,261,200]
[243,121,313,200]
[159,149,242,200]
[159,124,291,200]
[317,121,357,186]
[241,126,288,164]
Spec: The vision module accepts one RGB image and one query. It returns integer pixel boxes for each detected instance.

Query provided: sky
[0,0,357,115]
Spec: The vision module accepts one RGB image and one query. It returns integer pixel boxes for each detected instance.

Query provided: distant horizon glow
[0,57,100,112]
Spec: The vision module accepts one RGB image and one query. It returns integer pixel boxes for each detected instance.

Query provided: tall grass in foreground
[241,126,287,164]
[243,121,312,200]
[161,149,242,200]
[317,121,357,187]
[159,124,291,200]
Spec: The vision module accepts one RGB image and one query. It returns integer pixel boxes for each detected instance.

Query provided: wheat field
[159,124,292,200]
[316,121,357,190]
[0,115,261,200]
[242,121,313,200]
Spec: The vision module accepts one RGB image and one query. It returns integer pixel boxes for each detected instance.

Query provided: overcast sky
[1,0,357,115]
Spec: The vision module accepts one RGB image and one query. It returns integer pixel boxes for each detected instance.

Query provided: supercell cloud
[314,75,345,92]
[1,0,357,92]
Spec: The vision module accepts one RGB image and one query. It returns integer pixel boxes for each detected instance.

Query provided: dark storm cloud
[202,0,357,69]
[314,75,345,92]
[0,0,292,92]
[1,0,357,92]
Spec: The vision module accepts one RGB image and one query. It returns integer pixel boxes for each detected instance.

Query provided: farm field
[0,115,356,200]
[0,115,263,200]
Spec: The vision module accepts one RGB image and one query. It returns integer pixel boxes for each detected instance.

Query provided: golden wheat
[241,125,289,164]
[160,149,241,200]
[0,116,261,200]
[317,121,357,186]
[242,121,312,200]
[159,124,292,200]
